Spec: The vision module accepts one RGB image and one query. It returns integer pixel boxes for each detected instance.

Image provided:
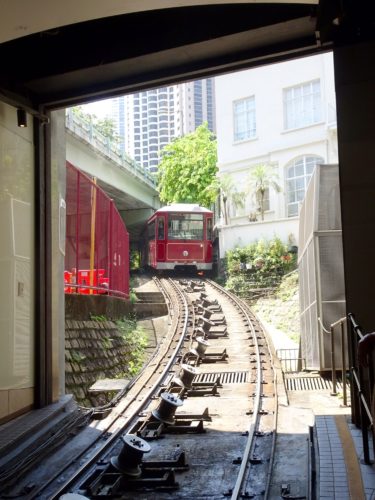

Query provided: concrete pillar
[50,110,67,400]
[334,41,375,332]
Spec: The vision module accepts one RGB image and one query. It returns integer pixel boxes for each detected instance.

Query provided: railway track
[3,278,277,500]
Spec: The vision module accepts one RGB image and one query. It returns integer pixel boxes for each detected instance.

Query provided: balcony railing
[65,109,157,188]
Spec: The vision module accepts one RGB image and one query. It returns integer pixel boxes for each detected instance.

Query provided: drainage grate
[194,371,249,384]
[285,374,348,391]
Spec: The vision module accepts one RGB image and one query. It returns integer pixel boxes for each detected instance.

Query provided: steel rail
[41,278,189,500]
[207,279,266,499]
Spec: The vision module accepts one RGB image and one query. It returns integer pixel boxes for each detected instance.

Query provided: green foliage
[129,290,138,304]
[71,350,86,363]
[71,106,120,143]
[130,249,140,270]
[101,336,113,349]
[90,314,107,321]
[157,123,218,207]
[95,117,119,143]
[116,317,148,376]
[225,237,297,290]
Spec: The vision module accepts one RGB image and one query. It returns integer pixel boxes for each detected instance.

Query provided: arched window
[286,155,324,217]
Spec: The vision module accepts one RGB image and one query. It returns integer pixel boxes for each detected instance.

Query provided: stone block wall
[65,319,134,407]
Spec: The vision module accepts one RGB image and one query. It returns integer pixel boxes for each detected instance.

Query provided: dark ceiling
[0,1,371,111]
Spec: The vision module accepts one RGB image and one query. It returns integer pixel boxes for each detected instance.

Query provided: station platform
[264,319,375,499]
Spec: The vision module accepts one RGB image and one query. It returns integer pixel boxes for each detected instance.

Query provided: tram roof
[156,204,212,214]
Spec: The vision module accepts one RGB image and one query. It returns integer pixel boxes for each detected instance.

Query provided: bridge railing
[65,108,157,188]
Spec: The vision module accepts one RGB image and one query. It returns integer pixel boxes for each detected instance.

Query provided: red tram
[145,204,213,273]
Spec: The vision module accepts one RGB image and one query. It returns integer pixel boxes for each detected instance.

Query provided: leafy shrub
[116,317,148,376]
[225,237,297,293]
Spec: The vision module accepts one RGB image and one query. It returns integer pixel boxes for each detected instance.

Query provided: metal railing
[276,348,305,373]
[65,109,157,188]
[348,313,375,464]
[328,316,349,406]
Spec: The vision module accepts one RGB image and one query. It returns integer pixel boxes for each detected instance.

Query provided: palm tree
[218,173,246,225]
[246,164,281,221]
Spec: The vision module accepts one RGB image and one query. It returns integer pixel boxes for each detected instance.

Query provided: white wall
[216,53,336,166]
[219,217,298,257]
[0,102,35,419]
[215,52,338,252]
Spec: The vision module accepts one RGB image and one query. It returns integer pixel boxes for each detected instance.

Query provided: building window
[286,155,324,217]
[283,80,322,130]
[233,96,256,142]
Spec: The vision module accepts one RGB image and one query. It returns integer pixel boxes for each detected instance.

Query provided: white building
[112,79,215,172]
[215,52,338,257]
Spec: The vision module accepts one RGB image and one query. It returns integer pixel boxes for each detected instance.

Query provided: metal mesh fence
[65,162,129,298]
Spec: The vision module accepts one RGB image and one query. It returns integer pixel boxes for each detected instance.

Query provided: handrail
[348,313,374,464]
[318,315,348,404]
[65,109,157,189]
[67,283,129,299]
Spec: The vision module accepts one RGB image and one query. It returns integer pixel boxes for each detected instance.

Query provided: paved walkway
[262,318,375,499]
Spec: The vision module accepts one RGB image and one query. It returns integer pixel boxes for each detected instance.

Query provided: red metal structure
[65,162,129,298]
[145,203,213,273]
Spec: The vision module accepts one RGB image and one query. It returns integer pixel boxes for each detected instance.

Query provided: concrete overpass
[65,109,160,241]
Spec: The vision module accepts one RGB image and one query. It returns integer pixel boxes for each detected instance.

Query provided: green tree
[71,106,119,143]
[246,164,281,221]
[218,173,246,225]
[95,117,119,143]
[157,123,218,207]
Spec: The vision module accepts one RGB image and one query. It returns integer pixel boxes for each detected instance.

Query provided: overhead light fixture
[17,108,27,128]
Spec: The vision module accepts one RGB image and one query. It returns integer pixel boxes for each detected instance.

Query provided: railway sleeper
[195,306,226,323]
[82,466,180,496]
[194,301,223,312]
[135,414,207,439]
[197,317,228,333]
[188,349,229,364]
[168,379,222,397]
[194,326,228,339]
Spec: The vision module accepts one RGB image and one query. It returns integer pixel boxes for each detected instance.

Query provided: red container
[64,271,73,293]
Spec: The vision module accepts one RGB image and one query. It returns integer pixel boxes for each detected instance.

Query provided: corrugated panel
[194,371,249,384]
[298,164,346,372]
[285,374,349,392]
[304,169,316,242]
[317,165,342,231]
[318,234,345,302]
[299,200,306,252]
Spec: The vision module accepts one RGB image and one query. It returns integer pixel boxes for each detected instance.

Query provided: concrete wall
[334,41,375,332]
[0,103,35,422]
[50,110,68,400]
[65,294,133,321]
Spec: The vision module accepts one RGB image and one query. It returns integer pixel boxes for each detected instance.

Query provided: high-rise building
[111,79,215,172]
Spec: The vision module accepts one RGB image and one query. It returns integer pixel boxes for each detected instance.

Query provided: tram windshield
[168,213,204,240]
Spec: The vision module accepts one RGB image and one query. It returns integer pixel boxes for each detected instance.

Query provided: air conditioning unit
[298,164,346,371]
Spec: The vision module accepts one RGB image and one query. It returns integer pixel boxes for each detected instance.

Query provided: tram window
[157,217,165,239]
[168,214,204,240]
[207,217,213,240]
[148,220,155,239]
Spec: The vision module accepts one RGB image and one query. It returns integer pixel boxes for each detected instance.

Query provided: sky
[82,98,113,119]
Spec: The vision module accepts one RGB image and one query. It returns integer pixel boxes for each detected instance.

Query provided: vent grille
[194,371,248,384]
[285,374,348,392]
